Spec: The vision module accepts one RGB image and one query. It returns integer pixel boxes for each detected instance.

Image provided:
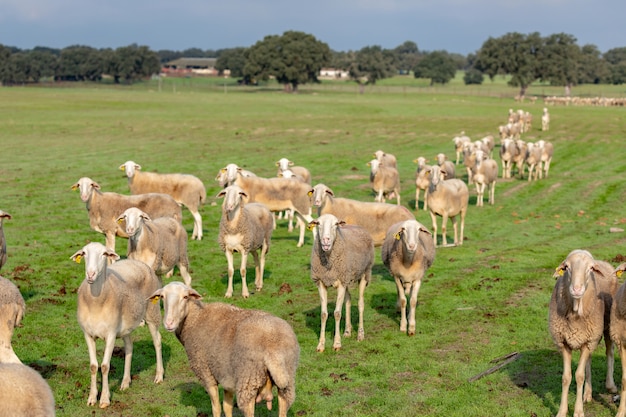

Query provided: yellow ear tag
[74,255,82,264]
[307,224,315,231]
[557,268,564,276]
[151,297,159,304]
[307,191,313,197]
[117,218,124,224]
[618,270,624,278]
[394,232,401,240]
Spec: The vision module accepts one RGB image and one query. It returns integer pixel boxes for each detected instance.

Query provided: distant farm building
[161,58,218,77]
[319,68,349,80]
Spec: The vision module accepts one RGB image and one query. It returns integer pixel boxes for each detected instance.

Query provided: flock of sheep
[3,103,625,417]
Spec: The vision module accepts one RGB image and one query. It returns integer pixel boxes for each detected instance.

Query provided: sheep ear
[216,190,227,198]
[0,213,10,220]
[326,189,334,197]
[91,181,101,190]
[307,221,319,231]
[394,227,404,240]
[103,250,120,262]
[288,161,294,166]
[554,264,566,279]
[70,251,84,263]
[116,215,125,224]
[187,288,202,300]
[135,164,141,170]
[71,183,79,191]
[275,161,280,167]
[337,220,347,227]
[307,189,314,197]
[119,164,126,171]
[141,212,152,222]
[419,226,432,236]
[148,288,163,303]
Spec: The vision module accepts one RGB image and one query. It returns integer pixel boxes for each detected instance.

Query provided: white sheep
[72,177,182,252]
[549,250,617,417]
[0,362,55,416]
[215,163,257,188]
[217,185,274,298]
[116,207,193,286]
[512,139,528,179]
[367,159,401,205]
[461,142,477,183]
[148,282,300,417]
[119,161,206,240]
[471,149,498,206]
[541,107,550,131]
[275,158,312,184]
[435,153,456,179]
[309,214,375,352]
[71,242,164,408]
[276,169,307,233]
[373,149,398,168]
[537,140,554,178]
[425,165,469,247]
[381,220,435,335]
[413,157,430,211]
[309,183,415,247]
[480,135,495,158]
[452,133,471,165]
[0,210,11,271]
[233,171,313,248]
[0,275,25,364]
[524,142,543,181]
[611,263,626,417]
[499,138,520,179]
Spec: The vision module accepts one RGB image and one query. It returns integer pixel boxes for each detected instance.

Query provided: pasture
[1,81,625,416]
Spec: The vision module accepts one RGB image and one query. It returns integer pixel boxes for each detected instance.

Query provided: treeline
[1,31,626,91]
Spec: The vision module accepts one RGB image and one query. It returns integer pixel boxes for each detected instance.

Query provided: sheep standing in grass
[537,140,554,178]
[309,183,414,247]
[0,210,11,271]
[215,163,257,188]
[414,157,431,211]
[452,134,471,165]
[435,153,456,179]
[368,158,401,205]
[275,158,312,184]
[499,138,520,179]
[611,263,626,417]
[120,161,207,240]
[524,142,543,181]
[425,165,469,247]
[72,177,182,252]
[381,220,435,336]
[549,250,617,417]
[217,185,273,298]
[373,149,398,168]
[541,107,550,131]
[471,149,498,206]
[309,214,374,352]
[116,207,193,286]
[0,362,55,416]
[71,242,163,408]
[149,282,300,417]
[0,276,25,364]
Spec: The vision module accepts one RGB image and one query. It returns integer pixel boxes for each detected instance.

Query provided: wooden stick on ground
[468,352,520,383]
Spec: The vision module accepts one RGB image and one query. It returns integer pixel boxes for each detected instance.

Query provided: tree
[577,44,610,84]
[537,33,581,95]
[243,31,331,92]
[348,45,396,93]
[26,50,58,82]
[463,68,484,85]
[56,45,100,81]
[111,44,160,84]
[604,47,626,65]
[215,47,247,78]
[413,50,457,85]
[475,32,542,97]
[393,40,419,74]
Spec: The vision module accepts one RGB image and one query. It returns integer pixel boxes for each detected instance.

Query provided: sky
[0,0,624,55]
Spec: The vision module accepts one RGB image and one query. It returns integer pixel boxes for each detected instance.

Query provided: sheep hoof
[332,343,342,351]
[357,329,365,341]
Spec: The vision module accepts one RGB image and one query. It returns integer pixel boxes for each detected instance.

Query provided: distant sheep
[373,150,398,168]
[116,207,193,286]
[413,157,430,211]
[217,185,273,298]
[381,220,435,335]
[72,177,182,251]
[541,107,550,131]
[0,362,55,417]
[435,153,456,179]
[71,242,163,408]
[0,275,25,364]
[471,149,498,206]
[275,158,312,184]
[549,250,617,417]
[309,214,374,352]
[149,282,300,417]
[425,165,469,247]
[215,163,257,188]
[524,142,543,181]
[452,133,471,165]
[368,159,401,205]
[309,183,414,247]
[537,140,554,178]
[120,161,206,240]
[499,138,520,179]
[0,210,11,271]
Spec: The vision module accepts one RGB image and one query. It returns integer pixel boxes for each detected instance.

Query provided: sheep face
[309,184,333,207]
[71,242,119,284]
[395,220,429,254]
[309,214,344,252]
[149,282,202,332]
[367,159,381,175]
[217,185,247,214]
[72,177,100,203]
[119,160,141,178]
[554,250,597,309]
[276,158,293,171]
[117,207,150,237]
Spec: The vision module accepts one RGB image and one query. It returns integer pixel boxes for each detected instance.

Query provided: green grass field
[1,79,626,416]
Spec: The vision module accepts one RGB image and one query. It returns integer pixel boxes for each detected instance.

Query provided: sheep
[413,157,431,211]
[480,135,495,158]
[217,185,274,298]
[512,139,528,179]
[233,172,313,248]
[0,363,55,416]
[452,133,471,165]
[425,165,469,247]
[373,149,398,168]
[435,153,456,179]
[611,263,626,417]
[549,249,617,417]
[367,158,401,205]
[275,158,312,184]
[537,140,554,178]
[542,107,550,131]
[119,161,206,240]
[0,276,25,364]
[309,183,415,247]
[71,177,182,252]
[0,210,10,271]
[499,138,520,179]
[381,220,435,335]
[148,282,300,417]
[471,149,498,206]
[215,163,257,188]
[116,207,192,286]
[309,214,375,352]
[70,242,163,408]
[276,169,308,233]
[524,142,543,181]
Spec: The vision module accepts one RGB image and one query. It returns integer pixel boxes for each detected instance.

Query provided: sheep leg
[120,334,133,391]
[316,283,328,352]
[574,347,592,416]
[99,334,118,408]
[605,335,617,393]
[343,288,352,338]
[239,250,250,299]
[333,285,347,351]
[357,276,367,342]
[557,346,572,417]
[206,384,222,417]
[251,249,263,292]
[459,209,466,246]
[191,210,203,240]
[223,390,236,417]
[295,211,312,248]
[84,333,100,406]
[415,188,421,211]
[407,279,422,336]
[179,262,193,287]
[441,214,449,247]
[287,209,295,232]
[423,189,428,211]
[146,318,164,384]
[395,277,408,333]
[224,250,235,298]
[616,344,626,417]
[105,232,116,252]
[489,182,495,205]
[429,211,438,247]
